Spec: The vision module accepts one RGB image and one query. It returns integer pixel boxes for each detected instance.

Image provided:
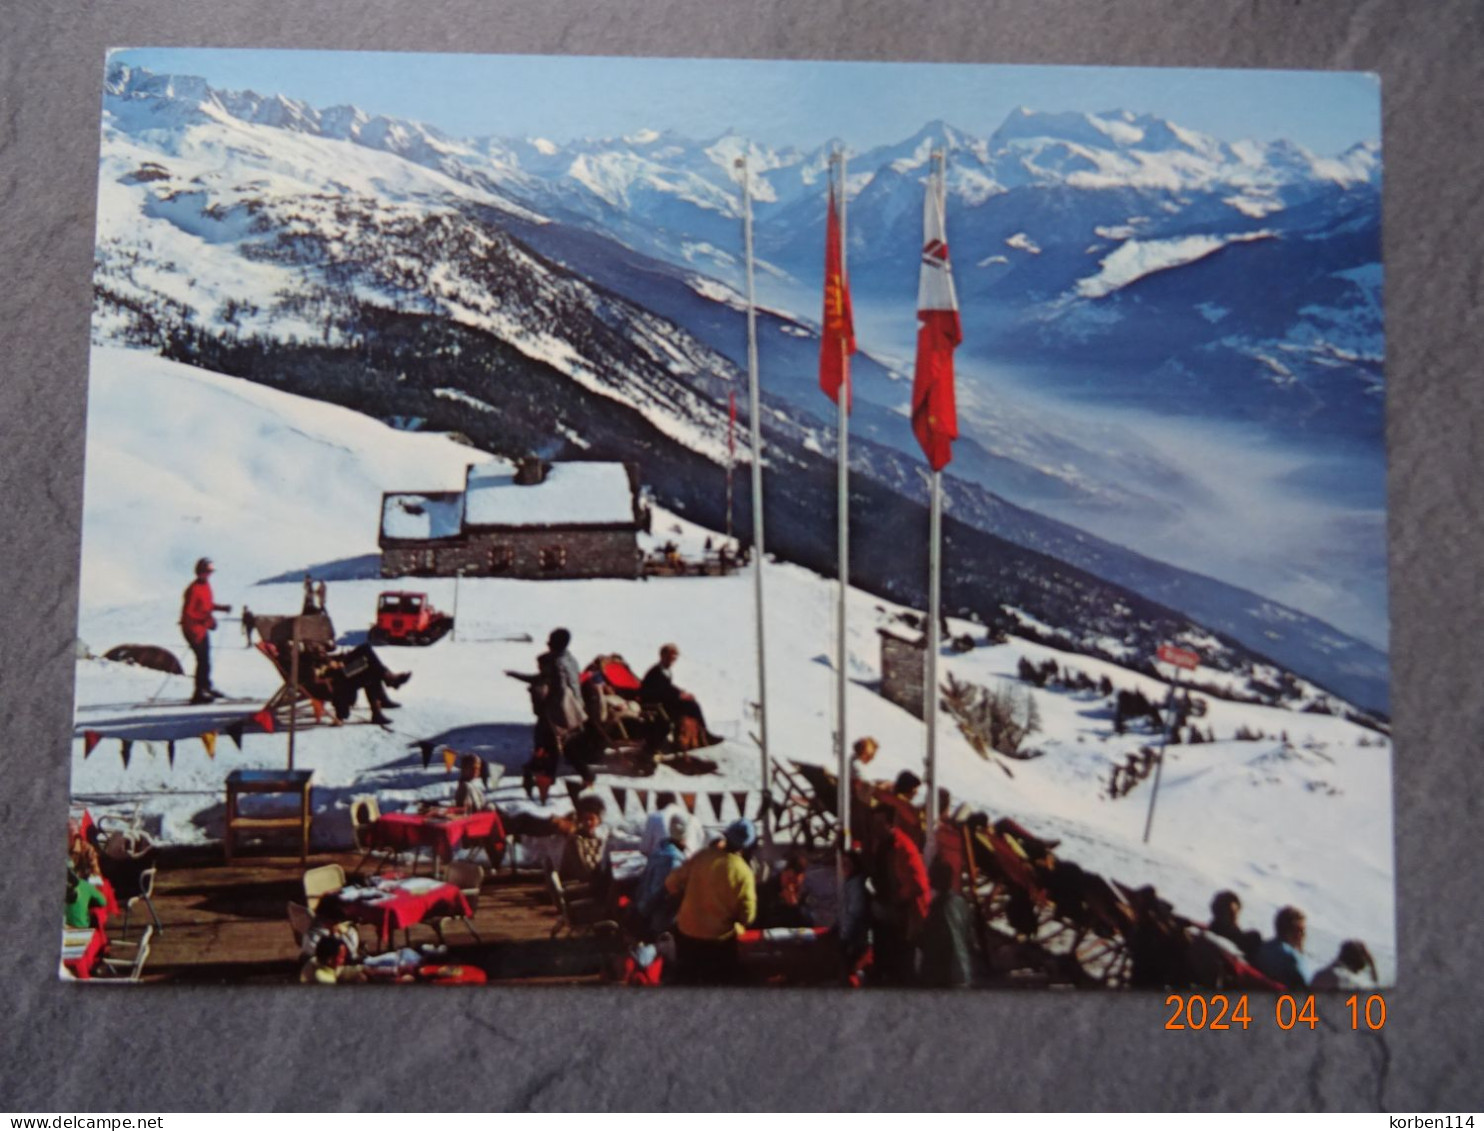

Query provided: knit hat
[667,812,690,842]
[723,818,758,851]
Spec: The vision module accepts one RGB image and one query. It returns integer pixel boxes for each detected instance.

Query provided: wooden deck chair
[253,612,341,727]
[768,761,839,849]
[302,863,346,914]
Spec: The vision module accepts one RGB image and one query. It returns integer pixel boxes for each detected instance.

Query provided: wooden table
[224,769,313,865]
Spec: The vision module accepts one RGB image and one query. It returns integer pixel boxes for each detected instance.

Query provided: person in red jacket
[870,806,931,985]
[181,557,232,704]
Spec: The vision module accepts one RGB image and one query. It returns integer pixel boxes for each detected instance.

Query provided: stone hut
[379,458,644,579]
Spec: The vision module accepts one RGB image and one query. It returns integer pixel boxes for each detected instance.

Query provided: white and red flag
[910,170,962,471]
[819,179,856,409]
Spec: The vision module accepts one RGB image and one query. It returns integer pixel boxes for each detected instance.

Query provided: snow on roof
[463,461,634,528]
[381,491,465,542]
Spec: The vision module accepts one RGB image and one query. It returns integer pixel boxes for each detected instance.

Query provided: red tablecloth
[342,880,472,948]
[88,875,121,927]
[61,927,107,980]
[370,810,506,860]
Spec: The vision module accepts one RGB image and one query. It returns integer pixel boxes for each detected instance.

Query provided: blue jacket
[1255,938,1312,990]
[635,839,686,934]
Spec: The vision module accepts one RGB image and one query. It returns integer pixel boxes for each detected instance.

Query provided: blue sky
[110,48,1379,155]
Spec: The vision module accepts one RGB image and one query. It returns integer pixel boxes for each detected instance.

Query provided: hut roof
[463,461,633,528]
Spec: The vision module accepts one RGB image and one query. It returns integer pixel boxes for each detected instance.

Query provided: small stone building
[379,459,644,579]
[878,626,927,719]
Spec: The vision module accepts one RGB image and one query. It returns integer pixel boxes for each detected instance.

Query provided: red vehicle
[368,591,453,646]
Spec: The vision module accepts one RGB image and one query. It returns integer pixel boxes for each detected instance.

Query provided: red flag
[911,171,962,471]
[820,179,856,408]
[252,708,276,734]
[83,730,102,757]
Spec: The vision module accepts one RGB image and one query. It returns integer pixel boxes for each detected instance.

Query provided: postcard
[66,49,1389,995]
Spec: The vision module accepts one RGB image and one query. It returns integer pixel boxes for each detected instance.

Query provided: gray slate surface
[2,0,1480,1112]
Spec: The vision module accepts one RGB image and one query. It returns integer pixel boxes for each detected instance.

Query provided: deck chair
[253,612,341,727]
[97,925,153,983]
[768,761,840,848]
[121,865,163,939]
[303,863,346,914]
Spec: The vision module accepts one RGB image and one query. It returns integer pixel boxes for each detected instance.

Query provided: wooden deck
[128,848,609,985]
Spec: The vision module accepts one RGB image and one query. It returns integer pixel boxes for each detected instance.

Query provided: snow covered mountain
[90,64,1389,713]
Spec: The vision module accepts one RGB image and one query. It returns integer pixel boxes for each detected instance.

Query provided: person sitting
[1208,890,1261,962]
[633,812,689,939]
[918,856,976,988]
[558,795,612,898]
[1255,905,1313,991]
[665,818,759,986]
[300,642,410,726]
[299,893,362,963]
[1311,939,1378,992]
[64,868,106,930]
[453,753,491,812]
[639,644,721,749]
[300,934,368,985]
[765,850,814,929]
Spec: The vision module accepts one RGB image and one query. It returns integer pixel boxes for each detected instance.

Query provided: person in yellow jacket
[664,818,758,984]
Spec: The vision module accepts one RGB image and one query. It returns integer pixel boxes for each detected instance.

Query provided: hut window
[418,549,437,573]
[539,545,567,572]
[488,545,515,573]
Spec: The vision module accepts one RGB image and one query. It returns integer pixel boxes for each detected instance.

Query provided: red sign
[1157,644,1200,671]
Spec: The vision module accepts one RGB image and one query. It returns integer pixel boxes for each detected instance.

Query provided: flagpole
[738,155,773,844]
[834,151,852,873]
[924,149,947,859]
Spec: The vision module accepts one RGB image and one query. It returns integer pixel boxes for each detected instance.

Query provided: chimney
[515,456,548,486]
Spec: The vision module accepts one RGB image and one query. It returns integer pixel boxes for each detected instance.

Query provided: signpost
[1143,643,1200,843]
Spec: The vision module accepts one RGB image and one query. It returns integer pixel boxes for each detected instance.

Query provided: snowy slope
[70,348,1396,982]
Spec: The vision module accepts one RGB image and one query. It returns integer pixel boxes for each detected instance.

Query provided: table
[338,877,472,950]
[224,769,314,865]
[370,810,506,869]
[61,927,107,980]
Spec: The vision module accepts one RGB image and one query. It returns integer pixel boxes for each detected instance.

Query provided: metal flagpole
[923,150,947,859]
[835,151,852,871]
[738,156,773,843]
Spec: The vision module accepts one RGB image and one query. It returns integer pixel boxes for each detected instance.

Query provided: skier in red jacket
[181,557,232,704]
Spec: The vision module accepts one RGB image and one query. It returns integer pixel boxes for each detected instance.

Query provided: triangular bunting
[119,740,133,769]
[252,708,276,734]
[225,722,244,750]
[635,789,650,813]
[707,792,726,821]
[680,792,697,814]
[167,740,176,768]
[611,786,628,816]
[565,779,584,805]
[442,748,457,773]
[419,742,435,769]
[756,794,771,820]
[202,731,217,759]
[732,790,750,817]
[656,791,677,811]
[83,730,102,757]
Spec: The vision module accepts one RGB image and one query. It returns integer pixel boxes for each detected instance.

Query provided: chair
[97,925,153,983]
[121,866,163,938]
[287,901,314,949]
[435,861,483,944]
[545,870,614,939]
[302,863,346,914]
